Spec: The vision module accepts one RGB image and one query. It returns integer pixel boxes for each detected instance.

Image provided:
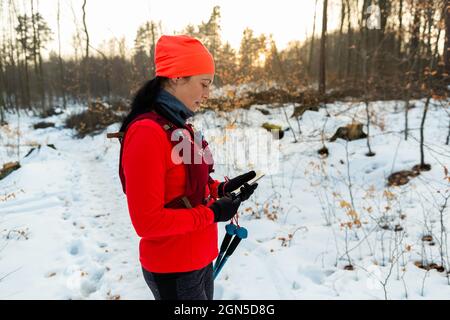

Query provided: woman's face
[165,74,214,112]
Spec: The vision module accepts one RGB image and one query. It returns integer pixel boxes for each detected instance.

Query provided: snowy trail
[56,138,149,299]
[0,124,151,299]
[240,240,296,299]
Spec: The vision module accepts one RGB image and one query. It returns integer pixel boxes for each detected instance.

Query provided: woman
[118,35,258,300]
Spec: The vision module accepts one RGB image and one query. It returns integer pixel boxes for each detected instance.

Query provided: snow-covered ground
[0,98,449,300]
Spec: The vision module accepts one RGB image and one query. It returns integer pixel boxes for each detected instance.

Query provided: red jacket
[122,118,221,273]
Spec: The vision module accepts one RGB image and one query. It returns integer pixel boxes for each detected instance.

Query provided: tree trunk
[150,22,156,78]
[425,1,433,60]
[404,3,422,141]
[0,1,6,118]
[419,96,431,168]
[37,40,46,110]
[30,0,46,110]
[308,0,319,77]
[12,1,30,109]
[0,1,5,118]
[82,0,89,64]
[431,2,444,72]
[411,4,421,81]
[337,0,346,79]
[30,0,39,76]
[376,0,389,77]
[354,0,369,83]
[398,0,403,59]
[379,0,388,33]
[9,3,22,109]
[446,117,450,145]
[57,0,67,109]
[20,26,31,109]
[362,2,374,157]
[365,100,375,156]
[445,0,450,79]
[82,0,91,104]
[345,0,353,79]
[404,99,409,140]
[319,0,328,95]
[0,58,6,124]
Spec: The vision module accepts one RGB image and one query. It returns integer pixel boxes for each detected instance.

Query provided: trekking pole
[213,226,248,280]
[214,223,237,273]
[213,191,243,274]
[213,173,263,279]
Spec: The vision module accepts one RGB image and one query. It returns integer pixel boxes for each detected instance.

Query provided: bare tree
[15,10,31,109]
[149,22,157,78]
[57,0,67,109]
[404,2,422,141]
[398,0,404,59]
[30,0,48,111]
[445,0,450,79]
[8,0,21,109]
[416,0,444,172]
[344,0,353,79]
[0,0,6,123]
[417,96,432,171]
[82,0,90,104]
[319,0,328,95]
[308,0,319,76]
[337,0,346,79]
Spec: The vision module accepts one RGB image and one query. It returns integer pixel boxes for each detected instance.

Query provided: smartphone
[232,172,265,198]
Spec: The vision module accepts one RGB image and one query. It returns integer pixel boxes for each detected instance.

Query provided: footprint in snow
[298,266,335,285]
[67,239,83,256]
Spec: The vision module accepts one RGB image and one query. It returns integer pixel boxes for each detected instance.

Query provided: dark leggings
[142,263,214,300]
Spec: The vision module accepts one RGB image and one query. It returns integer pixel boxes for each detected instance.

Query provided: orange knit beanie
[155,35,215,78]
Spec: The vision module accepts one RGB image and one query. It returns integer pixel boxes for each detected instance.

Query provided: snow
[0,97,449,300]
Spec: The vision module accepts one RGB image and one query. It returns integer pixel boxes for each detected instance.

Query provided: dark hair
[119,76,168,133]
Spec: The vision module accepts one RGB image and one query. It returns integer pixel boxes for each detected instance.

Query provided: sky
[2,0,343,57]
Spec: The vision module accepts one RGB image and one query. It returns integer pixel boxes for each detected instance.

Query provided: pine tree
[198,6,222,58]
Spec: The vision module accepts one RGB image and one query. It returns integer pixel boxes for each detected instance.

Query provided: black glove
[209,196,242,223]
[218,170,256,197]
[209,183,259,223]
[234,182,258,202]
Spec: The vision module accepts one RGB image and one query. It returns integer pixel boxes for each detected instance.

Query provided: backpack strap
[109,111,199,209]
